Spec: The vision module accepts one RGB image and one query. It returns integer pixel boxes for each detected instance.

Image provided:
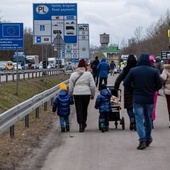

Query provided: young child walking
[95,84,112,132]
[52,82,74,132]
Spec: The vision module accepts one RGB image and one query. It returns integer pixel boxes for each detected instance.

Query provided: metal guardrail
[0,68,64,83]
[0,79,69,137]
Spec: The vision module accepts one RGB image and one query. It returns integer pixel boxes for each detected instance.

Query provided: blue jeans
[99,112,109,127]
[133,103,153,142]
[59,116,69,127]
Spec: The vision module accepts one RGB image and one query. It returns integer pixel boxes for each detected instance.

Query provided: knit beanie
[149,55,155,64]
[59,82,67,90]
[78,59,86,67]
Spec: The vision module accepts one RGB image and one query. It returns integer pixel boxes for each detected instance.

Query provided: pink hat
[149,55,155,64]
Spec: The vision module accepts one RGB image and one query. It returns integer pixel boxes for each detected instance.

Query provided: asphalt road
[41,74,170,170]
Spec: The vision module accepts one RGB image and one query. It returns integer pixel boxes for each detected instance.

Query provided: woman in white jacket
[69,59,95,132]
[160,58,170,128]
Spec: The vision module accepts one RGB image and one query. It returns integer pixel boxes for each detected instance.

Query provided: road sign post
[53,33,65,83]
[0,23,24,95]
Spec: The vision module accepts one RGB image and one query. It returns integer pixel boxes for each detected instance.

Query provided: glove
[52,107,56,112]
[91,96,94,100]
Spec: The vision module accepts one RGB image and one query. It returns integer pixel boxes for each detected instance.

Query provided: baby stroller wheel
[98,120,101,130]
[115,121,118,129]
[121,117,125,130]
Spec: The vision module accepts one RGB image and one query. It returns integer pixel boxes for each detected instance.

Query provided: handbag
[73,72,84,86]
[70,73,84,95]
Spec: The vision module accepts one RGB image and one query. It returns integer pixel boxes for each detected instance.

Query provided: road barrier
[0,80,69,137]
[0,68,64,83]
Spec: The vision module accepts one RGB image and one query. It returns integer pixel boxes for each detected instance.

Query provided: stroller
[106,85,125,130]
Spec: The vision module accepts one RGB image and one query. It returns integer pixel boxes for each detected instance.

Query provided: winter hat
[59,82,67,90]
[78,59,86,67]
[149,55,155,64]
[100,84,107,90]
[168,58,170,64]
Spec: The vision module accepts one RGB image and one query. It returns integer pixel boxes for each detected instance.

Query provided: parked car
[13,63,22,70]
[0,62,7,71]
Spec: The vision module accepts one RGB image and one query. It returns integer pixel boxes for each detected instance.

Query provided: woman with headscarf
[69,59,96,132]
[114,54,137,130]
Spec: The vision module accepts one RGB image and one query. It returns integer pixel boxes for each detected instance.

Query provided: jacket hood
[100,89,111,97]
[137,53,151,66]
[75,67,86,74]
[101,58,106,62]
[59,89,68,97]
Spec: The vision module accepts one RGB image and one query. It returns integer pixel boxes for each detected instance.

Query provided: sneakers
[146,140,152,147]
[100,123,105,133]
[137,141,146,150]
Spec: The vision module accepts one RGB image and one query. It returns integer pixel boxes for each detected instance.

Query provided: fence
[0,80,69,137]
[0,69,62,83]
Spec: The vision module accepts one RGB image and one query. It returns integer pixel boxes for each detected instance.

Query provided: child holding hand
[52,82,74,132]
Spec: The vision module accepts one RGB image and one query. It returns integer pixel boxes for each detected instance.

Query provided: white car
[13,63,22,70]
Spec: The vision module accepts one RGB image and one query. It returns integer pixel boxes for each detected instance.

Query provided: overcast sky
[0,0,169,46]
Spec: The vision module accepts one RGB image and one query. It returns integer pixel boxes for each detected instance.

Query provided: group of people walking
[52,54,170,150]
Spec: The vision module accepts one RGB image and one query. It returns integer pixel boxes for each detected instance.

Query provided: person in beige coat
[160,58,170,128]
[69,59,95,132]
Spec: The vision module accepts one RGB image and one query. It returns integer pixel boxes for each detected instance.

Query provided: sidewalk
[41,74,170,170]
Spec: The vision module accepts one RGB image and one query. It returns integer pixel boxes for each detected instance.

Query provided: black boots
[137,141,146,150]
[79,124,85,132]
[100,123,105,133]
[146,140,152,147]
[61,125,70,132]
[61,127,65,132]
[130,118,136,131]
[66,125,70,132]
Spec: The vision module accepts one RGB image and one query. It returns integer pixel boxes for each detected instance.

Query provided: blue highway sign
[33,3,77,45]
[0,23,24,50]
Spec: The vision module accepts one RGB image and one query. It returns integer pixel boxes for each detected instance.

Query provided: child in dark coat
[95,84,112,132]
[52,82,74,132]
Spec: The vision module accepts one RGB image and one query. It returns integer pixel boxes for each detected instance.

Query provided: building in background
[100,33,110,49]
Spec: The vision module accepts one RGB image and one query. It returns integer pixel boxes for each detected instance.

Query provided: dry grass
[0,74,69,169]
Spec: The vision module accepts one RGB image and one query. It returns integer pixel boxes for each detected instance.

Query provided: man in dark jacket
[123,53,162,150]
[91,56,100,87]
